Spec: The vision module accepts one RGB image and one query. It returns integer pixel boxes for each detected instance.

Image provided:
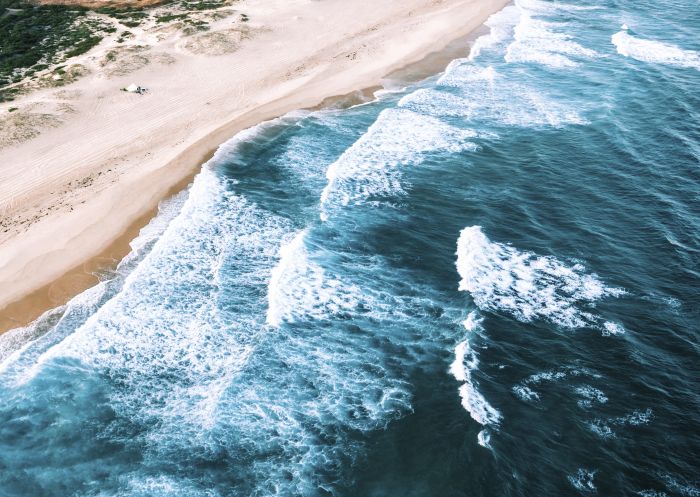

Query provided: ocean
[1,0,699,495]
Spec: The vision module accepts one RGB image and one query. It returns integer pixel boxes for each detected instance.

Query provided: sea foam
[320,108,477,220]
[504,0,597,68]
[589,408,653,438]
[612,28,700,70]
[456,226,625,330]
[469,6,521,60]
[451,274,502,429]
[267,230,362,327]
[575,385,608,409]
[404,65,587,127]
[512,366,601,403]
[569,468,598,492]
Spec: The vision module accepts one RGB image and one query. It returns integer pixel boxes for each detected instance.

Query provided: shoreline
[0,0,506,334]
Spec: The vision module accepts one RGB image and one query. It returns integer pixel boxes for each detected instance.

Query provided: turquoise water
[1,0,699,495]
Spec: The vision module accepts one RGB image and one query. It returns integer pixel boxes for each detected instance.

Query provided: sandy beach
[0,0,507,332]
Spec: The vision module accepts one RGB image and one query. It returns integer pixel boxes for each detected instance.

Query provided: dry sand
[0,0,508,332]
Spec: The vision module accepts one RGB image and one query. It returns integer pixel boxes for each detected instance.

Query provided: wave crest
[456,226,625,330]
[612,29,700,70]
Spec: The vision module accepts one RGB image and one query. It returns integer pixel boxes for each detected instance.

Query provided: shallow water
[1,0,699,495]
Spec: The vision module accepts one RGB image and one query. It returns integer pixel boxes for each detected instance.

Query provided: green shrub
[0,87,19,102]
[0,0,117,87]
[64,36,102,58]
[156,13,188,23]
[182,0,227,11]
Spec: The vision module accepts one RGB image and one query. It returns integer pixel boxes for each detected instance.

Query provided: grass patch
[0,87,20,102]
[116,31,134,43]
[64,35,103,58]
[181,0,227,11]
[95,8,150,28]
[120,20,143,27]
[156,13,188,23]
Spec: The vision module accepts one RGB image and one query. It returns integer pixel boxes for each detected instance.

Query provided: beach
[0,0,508,332]
[1,0,699,493]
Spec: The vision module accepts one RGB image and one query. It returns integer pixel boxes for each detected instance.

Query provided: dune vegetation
[0,0,233,101]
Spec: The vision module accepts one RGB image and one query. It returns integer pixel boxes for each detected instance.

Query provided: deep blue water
[1,0,699,495]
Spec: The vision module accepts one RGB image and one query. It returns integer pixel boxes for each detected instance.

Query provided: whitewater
[1,0,699,495]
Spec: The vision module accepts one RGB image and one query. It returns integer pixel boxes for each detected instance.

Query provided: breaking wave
[402,65,587,127]
[267,230,362,326]
[449,312,502,431]
[320,108,477,220]
[505,0,598,68]
[612,28,700,70]
[455,226,624,330]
